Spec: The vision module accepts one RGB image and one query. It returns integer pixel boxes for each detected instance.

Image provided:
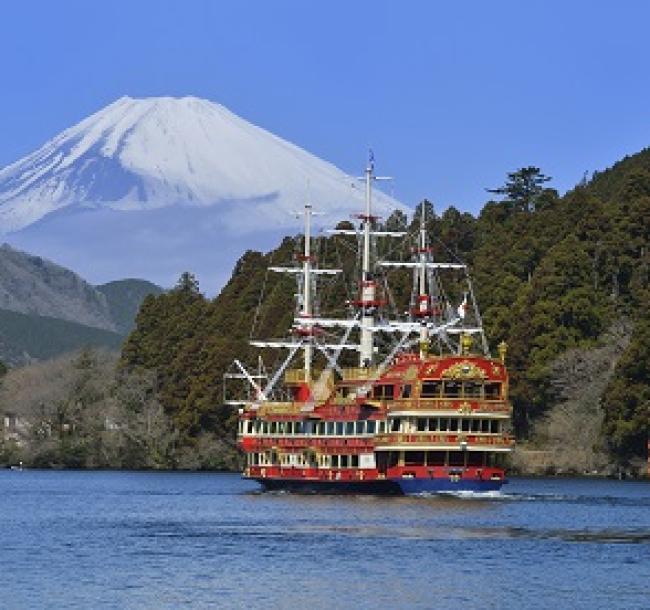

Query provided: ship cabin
[237,349,513,484]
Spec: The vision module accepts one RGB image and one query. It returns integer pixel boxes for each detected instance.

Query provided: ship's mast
[359,158,375,367]
[302,204,313,380]
[418,203,429,358]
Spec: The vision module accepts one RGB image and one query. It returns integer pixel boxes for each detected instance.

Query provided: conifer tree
[487,166,552,212]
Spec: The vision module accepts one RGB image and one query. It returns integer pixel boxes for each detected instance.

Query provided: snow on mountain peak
[0,96,405,233]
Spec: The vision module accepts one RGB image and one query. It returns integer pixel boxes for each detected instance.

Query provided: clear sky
[1,0,649,215]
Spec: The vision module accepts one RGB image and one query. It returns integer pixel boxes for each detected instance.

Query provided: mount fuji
[0,96,406,290]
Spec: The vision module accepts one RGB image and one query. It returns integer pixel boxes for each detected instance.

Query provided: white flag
[457,293,468,319]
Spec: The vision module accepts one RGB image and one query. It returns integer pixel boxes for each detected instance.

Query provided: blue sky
[1,0,649,215]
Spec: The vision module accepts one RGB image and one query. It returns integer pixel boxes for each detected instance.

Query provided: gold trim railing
[374,432,514,448]
[387,399,511,413]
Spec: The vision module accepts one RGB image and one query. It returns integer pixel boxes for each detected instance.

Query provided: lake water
[0,471,648,609]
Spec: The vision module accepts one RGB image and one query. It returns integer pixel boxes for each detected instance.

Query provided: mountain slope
[0,96,404,234]
[0,246,162,364]
[0,308,123,365]
[97,279,164,335]
[0,96,406,289]
[0,244,115,330]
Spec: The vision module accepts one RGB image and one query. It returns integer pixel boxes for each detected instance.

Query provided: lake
[0,471,648,609]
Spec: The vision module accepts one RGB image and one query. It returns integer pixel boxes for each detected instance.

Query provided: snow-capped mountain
[0,96,407,290]
[0,96,403,233]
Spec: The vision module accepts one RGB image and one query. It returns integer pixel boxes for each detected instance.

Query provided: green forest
[2,148,648,474]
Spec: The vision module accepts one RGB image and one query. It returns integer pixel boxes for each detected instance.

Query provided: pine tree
[487,166,552,212]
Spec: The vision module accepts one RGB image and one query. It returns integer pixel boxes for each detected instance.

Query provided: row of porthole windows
[390,416,503,434]
[239,419,385,436]
[247,452,361,468]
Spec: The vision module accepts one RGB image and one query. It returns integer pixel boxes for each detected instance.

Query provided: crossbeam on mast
[379,261,466,269]
[250,340,361,351]
[269,267,342,275]
[327,229,407,238]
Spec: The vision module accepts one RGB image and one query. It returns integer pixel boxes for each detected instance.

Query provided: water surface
[1,471,648,609]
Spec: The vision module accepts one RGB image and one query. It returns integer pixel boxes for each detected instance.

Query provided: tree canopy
[120,151,650,467]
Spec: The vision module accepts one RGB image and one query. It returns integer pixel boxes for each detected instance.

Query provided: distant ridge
[0,246,162,365]
[97,279,164,335]
[0,244,116,331]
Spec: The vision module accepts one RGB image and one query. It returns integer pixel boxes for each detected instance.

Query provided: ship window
[340,455,349,468]
[467,452,484,466]
[355,421,365,434]
[427,451,446,466]
[388,451,399,468]
[326,422,335,435]
[286,422,293,434]
[372,385,395,400]
[463,381,482,398]
[461,419,470,432]
[336,422,344,435]
[490,420,500,434]
[367,421,376,434]
[390,418,401,432]
[443,381,461,398]
[481,419,490,433]
[471,419,480,432]
[439,418,449,432]
[405,451,425,466]
[401,384,412,398]
[417,418,427,432]
[450,419,459,432]
[270,422,277,434]
[332,455,339,468]
[421,380,441,398]
[346,422,354,435]
[378,421,385,433]
[449,452,464,467]
[351,455,359,468]
[485,382,501,400]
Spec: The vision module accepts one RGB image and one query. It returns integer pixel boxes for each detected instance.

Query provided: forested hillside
[115,149,648,471]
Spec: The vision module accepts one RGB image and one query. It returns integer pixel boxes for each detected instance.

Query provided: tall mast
[302,204,313,379]
[359,157,375,367]
[418,203,429,359]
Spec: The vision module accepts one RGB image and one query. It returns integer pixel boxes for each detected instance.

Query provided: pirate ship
[230,157,514,494]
